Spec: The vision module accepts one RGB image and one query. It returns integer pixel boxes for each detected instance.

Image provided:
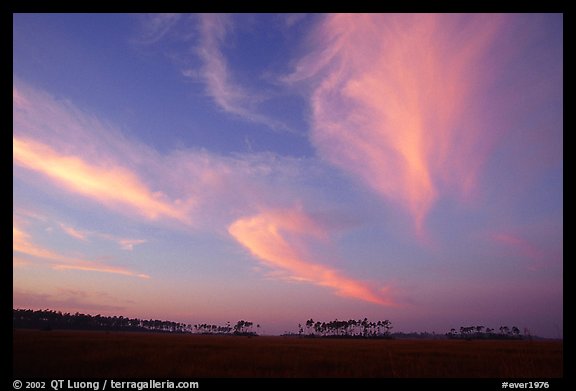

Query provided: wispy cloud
[14,136,192,224]
[59,223,89,241]
[180,14,292,132]
[13,82,198,225]
[13,80,393,303]
[51,264,149,279]
[59,223,146,251]
[14,208,146,252]
[492,232,555,272]
[228,207,393,305]
[14,225,61,261]
[12,83,194,224]
[13,223,150,279]
[118,239,147,251]
[13,81,319,231]
[493,233,544,259]
[134,14,292,132]
[286,14,505,235]
[134,13,182,44]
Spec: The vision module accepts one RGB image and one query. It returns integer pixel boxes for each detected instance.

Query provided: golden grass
[12,329,562,378]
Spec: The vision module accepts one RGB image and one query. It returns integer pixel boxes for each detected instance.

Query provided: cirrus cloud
[228,207,394,305]
[14,136,191,223]
[286,13,505,235]
[13,223,150,279]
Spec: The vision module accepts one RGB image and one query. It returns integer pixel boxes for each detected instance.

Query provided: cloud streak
[492,232,556,272]
[287,14,504,234]
[14,79,398,305]
[228,207,393,305]
[15,81,380,300]
[135,13,182,44]
[13,81,308,231]
[58,222,146,251]
[181,14,292,132]
[60,223,89,241]
[13,223,150,279]
[13,134,194,224]
[118,239,147,251]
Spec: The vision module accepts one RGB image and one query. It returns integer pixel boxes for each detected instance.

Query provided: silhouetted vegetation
[14,308,535,342]
[446,325,523,340]
[13,309,257,336]
[13,309,562,377]
[298,318,393,338]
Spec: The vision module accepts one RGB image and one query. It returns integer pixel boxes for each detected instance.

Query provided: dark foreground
[13,329,562,378]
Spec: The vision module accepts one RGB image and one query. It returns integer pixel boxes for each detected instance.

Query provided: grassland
[12,329,562,378]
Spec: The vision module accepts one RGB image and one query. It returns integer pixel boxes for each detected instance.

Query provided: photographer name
[49,380,199,391]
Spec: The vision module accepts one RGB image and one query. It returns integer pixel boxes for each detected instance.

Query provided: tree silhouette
[298,317,393,339]
[446,324,524,340]
[13,308,261,337]
[305,319,314,335]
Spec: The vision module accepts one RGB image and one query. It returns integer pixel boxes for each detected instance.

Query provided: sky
[13,13,563,337]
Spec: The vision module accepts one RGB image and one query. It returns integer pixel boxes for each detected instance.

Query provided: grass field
[12,329,562,378]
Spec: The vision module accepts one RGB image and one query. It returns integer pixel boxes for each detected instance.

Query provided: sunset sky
[13,13,563,337]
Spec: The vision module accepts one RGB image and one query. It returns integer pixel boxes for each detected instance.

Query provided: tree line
[194,320,258,335]
[13,309,257,336]
[296,318,393,338]
[14,309,530,340]
[446,325,524,340]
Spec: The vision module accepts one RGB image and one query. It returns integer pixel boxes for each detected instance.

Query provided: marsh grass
[13,329,562,378]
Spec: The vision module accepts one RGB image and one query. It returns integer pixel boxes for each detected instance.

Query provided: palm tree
[475,325,485,338]
[382,320,392,336]
[306,319,314,335]
[348,319,356,336]
[361,317,369,337]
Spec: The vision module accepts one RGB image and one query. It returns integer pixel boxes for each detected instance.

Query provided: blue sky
[13,13,562,337]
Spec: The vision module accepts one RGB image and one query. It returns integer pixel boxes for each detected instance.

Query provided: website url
[109,380,199,390]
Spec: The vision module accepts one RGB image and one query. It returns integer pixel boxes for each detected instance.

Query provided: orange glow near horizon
[228,208,393,306]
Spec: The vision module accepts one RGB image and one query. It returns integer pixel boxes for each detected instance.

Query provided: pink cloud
[228,207,393,305]
[13,223,150,279]
[13,86,28,107]
[51,264,150,279]
[287,14,505,235]
[13,82,196,226]
[118,239,147,251]
[13,136,191,223]
[13,81,308,232]
[493,233,541,258]
[58,222,146,251]
[492,232,551,271]
[59,223,89,241]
